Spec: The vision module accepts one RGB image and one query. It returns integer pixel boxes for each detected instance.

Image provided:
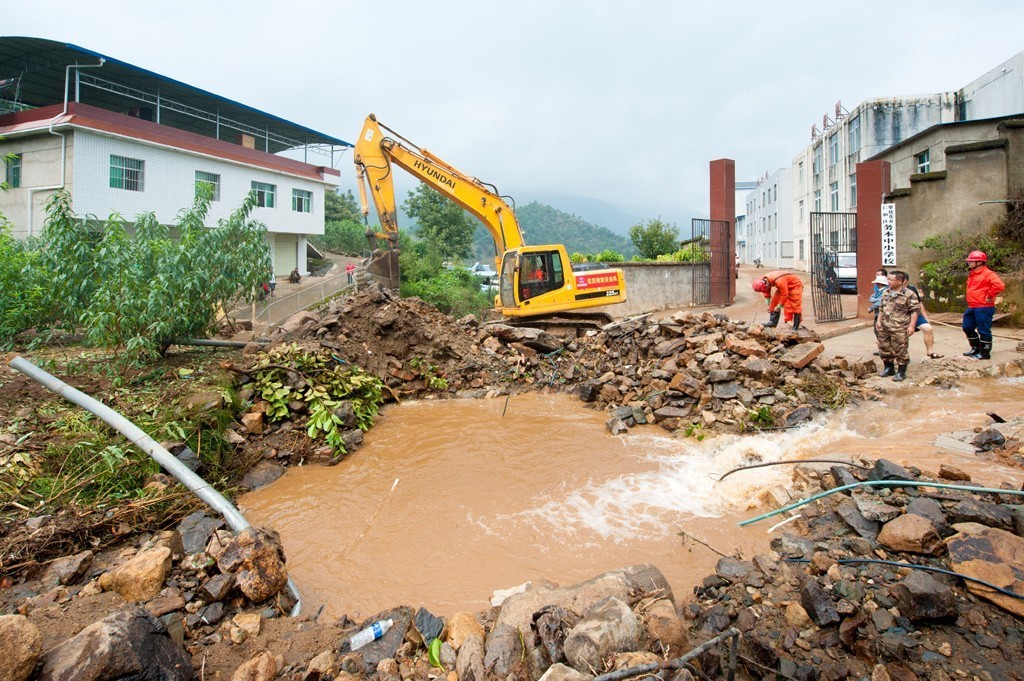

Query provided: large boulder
[946,523,1024,617]
[39,608,192,681]
[0,615,42,681]
[98,546,172,602]
[216,526,288,602]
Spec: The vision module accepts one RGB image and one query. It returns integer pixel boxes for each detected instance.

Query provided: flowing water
[240,378,1024,620]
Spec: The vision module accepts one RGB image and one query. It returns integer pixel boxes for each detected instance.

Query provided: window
[847,117,861,154]
[799,199,805,221]
[829,134,839,167]
[849,173,857,208]
[799,239,805,261]
[916,150,931,173]
[292,188,312,213]
[110,155,144,191]
[812,145,822,177]
[252,181,276,208]
[195,171,221,201]
[798,161,804,184]
[814,189,821,212]
[773,185,777,202]
[4,153,21,188]
[830,181,839,211]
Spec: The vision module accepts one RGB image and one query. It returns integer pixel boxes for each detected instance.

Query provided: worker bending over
[753,270,804,330]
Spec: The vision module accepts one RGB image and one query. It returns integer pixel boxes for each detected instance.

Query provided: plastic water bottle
[345,618,394,652]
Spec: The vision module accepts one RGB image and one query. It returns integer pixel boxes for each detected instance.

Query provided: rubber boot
[764,309,781,328]
[791,313,802,331]
[879,361,895,378]
[893,364,908,382]
[979,340,992,360]
[963,332,982,358]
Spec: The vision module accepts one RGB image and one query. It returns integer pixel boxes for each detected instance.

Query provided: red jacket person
[753,270,804,330]
[962,250,1005,360]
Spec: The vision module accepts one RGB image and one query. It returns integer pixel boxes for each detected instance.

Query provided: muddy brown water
[240,378,1024,620]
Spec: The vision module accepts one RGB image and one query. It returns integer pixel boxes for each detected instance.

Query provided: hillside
[470,201,636,262]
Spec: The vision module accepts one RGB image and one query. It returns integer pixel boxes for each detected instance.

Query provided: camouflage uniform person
[875,270,919,382]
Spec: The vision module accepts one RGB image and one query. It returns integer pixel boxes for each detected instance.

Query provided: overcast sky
[8,1,1024,226]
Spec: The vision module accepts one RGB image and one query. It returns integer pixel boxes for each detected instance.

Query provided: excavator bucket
[364,249,400,291]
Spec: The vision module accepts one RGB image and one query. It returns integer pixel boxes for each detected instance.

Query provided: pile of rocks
[556,310,877,436]
[687,458,1024,680]
[250,287,879,446]
[3,517,292,680]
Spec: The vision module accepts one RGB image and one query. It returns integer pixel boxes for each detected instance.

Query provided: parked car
[835,252,857,293]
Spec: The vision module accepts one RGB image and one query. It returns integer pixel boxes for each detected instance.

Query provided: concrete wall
[592,261,706,317]
[0,133,75,238]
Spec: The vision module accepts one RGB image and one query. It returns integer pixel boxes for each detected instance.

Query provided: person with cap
[876,270,919,382]
[752,270,804,330]
[962,250,1005,360]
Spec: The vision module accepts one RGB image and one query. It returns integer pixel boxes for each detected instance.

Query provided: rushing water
[240,378,1024,620]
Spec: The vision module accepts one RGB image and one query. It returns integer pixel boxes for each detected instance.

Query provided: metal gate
[691,218,734,306]
[809,212,857,323]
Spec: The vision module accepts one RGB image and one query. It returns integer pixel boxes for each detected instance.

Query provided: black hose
[785,558,1024,601]
[713,459,871,482]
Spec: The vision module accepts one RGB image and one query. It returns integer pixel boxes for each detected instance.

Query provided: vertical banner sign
[880,203,896,266]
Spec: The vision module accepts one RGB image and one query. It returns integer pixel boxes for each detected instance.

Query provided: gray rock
[705,369,737,383]
[972,428,1006,450]
[829,465,860,488]
[456,634,486,681]
[905,498,953,536]
[484,624,523,677]
[43,550,94,586]
[836,498,880,539]
[712,381,740,399]
[239,460,285,491]
[714,557,753,583]
[563,597,642,673]
[853,495,901,523]
[868,459,914,483]
[357,608,411,675]
[947,499,1014,530]
[199,573,234,603]
[770,533,815,559]
[39,608,191,681]
[800,579,840,626]
[890,571,956,621]
[200,601,225,626]
[176,512,223,555]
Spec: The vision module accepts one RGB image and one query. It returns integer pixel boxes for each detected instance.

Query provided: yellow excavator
[354,114,626,322]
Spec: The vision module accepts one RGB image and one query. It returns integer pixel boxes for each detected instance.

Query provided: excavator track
[505,312,615,334]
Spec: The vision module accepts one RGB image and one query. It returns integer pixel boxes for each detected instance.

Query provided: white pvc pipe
[6,355,301,615]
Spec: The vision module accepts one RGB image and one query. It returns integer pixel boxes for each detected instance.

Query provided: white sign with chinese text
[881,204,896,266]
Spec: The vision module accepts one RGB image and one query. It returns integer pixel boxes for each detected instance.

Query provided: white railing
[232,269,361,331]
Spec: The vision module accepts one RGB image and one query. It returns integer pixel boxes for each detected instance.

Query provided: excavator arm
[355,114,525,268]
[354,114,626,320]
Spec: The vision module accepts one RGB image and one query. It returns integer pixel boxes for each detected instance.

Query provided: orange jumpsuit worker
[752,270,804,330]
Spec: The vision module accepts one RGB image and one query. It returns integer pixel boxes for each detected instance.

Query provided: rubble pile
[562,310,879,435]
[253,287,880,447]
[689,458,1024,680]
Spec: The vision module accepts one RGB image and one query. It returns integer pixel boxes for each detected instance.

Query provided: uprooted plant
[247,343,385,452]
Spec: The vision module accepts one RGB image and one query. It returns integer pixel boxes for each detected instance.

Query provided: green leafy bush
[0,219,49,347]
[323,218,369,255]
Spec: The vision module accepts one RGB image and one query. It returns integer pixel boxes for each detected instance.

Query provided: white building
[741,166,792,269]
[0,37,350,275]
[739,49,1024,273]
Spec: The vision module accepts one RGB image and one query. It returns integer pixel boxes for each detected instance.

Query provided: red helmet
[966,250,987,263]
[751,278,767,294]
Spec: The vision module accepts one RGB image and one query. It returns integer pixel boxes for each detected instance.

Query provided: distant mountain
[469,201,636,263]
[519,193,642,236]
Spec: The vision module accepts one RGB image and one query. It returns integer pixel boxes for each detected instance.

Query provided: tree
[401,184,475,261]
[629,218,679,259]
[36,188,270,366]
[325,189,362,224]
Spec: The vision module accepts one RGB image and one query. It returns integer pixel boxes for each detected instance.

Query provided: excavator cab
[498,246,624,317]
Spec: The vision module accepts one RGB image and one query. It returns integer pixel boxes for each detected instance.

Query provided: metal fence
[691,218,734,306]
[809,211,857,323]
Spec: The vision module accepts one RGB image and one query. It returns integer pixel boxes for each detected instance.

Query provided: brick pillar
[855,160,891,317]
[710,159,736,303]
